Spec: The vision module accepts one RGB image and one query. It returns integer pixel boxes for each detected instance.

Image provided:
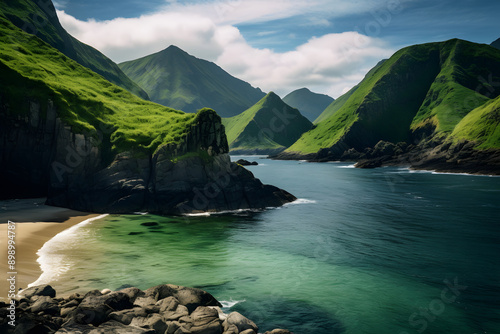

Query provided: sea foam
[28,214,108,288]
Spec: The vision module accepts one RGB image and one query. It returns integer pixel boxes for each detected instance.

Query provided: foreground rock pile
[0,284,292,334]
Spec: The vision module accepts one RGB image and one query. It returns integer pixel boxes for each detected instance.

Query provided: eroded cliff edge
[0,100,295,214]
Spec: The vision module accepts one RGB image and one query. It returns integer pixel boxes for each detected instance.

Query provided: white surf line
[27,214,109,288]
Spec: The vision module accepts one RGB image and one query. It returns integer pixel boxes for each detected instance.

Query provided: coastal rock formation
[0,284,292,334]
[0,98,295,212]
[235,160,258,166]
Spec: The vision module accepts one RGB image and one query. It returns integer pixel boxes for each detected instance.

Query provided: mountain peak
[119,45,265,117]
[164,45,187,53]
[283,88,334,122]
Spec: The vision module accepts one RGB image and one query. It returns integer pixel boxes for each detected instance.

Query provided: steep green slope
[282,88,334,122]
[0,0,149,99]
[222,92,313,153]
[314,60,386,124]
[0,16,196,154]
[119,46,266,117]
[452,95,500,149]
[286,39,500,155]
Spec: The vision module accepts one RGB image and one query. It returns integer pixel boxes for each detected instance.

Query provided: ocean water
[33,157,500,334]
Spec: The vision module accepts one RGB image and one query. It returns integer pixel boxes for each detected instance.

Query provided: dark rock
[31,296,60,315]
[61,306,77,317]
[224,312,258,333]
[109,308,137,325]
[20,285,56,299]
[119,287,145,303]
[146,284,221,312]
[355,159,384,169]
[72,291,132,326]
[236,159,258,166]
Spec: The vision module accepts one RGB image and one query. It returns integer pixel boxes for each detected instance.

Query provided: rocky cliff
[0,98,294,213]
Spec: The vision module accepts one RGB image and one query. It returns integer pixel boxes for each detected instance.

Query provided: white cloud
[56,0,394,98]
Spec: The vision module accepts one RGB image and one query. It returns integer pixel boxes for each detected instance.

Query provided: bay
[34,157,500,334]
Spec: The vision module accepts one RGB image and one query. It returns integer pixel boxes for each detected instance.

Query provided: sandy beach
[0,198,99,300]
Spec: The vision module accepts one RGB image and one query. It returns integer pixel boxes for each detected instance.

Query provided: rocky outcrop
[0,98,295,212]
[235,160,258,166]
[353,139,500,175]
[0,284,292,334]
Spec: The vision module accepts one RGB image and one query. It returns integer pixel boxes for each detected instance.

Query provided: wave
[286,198,317,206]
[28,214,109,288]
[220,299,246,309]
[337,164,356,168]
[183,208,263,217]
[405,167,499,177]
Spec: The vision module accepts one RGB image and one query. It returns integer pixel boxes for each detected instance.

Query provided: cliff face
[0,98,294,213]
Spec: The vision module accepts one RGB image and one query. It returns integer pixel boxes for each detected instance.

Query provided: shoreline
[0,199,99,300]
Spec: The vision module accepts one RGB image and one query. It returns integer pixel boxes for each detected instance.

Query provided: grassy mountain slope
[286,39,500,155]
[119,46,265,117]
[222,92,313,152]
[314,60,386,124]
[0,16,198,154]
[452,95,500,149]
[0,0,149,100]
[282,88,334,122]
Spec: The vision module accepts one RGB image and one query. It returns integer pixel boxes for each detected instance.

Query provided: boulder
[224,312,258,333]
[187,306,223,334]
[20,285,56,299]
[163,304,189,321]
[236,159,258,166]
[130,314,168,334]
[146,284,221,312]
[30,296,59,315]
[71,291,132,325]
[109,308,138,325]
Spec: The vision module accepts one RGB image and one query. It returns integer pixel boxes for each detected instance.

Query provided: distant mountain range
[278,39,500,174]
[282,88,334,122]
[222,92,313,154]
[119,46,266,117]
[1,0,149,99]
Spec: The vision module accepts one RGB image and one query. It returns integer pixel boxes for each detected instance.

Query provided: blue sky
[54,0,500,97]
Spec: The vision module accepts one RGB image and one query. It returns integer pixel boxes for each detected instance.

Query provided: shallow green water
[34,158,500,334]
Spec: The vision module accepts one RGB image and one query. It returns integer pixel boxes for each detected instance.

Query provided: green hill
[0,0,149,99]
[119,46,266,117]
[284,39,500,157]
[222,92,313,154]
[0,14,295,210]
[314,60,386,124]
[0,16,196,155]
[282,88,334,122]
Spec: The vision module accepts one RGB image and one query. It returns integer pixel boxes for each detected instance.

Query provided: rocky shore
[275,138,500,176]
[0,284,291,334]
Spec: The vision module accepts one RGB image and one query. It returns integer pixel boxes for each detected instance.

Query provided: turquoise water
[35,158,500,334]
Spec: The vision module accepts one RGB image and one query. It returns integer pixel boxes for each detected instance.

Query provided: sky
[53,0,500,98]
